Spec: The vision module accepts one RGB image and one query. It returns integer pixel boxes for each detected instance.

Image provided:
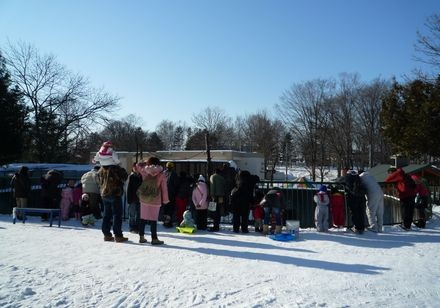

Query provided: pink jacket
[136,164,169,207]
[192,181,208,210]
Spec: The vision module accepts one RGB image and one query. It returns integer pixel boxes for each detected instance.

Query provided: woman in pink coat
[136,157,169,245]
[192,175,209,230]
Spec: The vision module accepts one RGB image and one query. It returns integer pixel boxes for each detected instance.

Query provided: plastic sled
[176,226,196,234]
[268,232,295,241]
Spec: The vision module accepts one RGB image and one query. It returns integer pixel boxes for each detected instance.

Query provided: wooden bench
[13,207,61,227]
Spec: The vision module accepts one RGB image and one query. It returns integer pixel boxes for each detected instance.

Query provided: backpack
[137,175,159,203]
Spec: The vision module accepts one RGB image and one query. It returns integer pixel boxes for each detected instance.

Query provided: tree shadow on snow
[300,226,440,249]
[164,233,316,253]
[163,244,389,275]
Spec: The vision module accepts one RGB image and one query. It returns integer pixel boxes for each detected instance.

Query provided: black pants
[347,196,366,231]
[232,206,250,232]
[212,197,223,229]
[415,196,428,228]
[195,209,208,230]
[400,197,415,229]
[139,219,158,239]
[163,200,175,218]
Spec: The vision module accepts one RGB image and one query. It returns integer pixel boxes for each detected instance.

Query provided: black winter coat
[11,173,31,198]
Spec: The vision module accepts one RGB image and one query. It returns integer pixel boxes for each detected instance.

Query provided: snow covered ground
[1,205,439,308]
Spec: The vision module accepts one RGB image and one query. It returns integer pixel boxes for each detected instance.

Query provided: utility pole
[205,130,212,177]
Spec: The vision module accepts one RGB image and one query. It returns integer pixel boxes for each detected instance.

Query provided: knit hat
[81,193,89,201]
[166,161,175,168]
[319,185,327,192]
[198,175,205,182]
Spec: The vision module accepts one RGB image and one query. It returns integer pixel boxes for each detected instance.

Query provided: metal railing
[1,178,436,228]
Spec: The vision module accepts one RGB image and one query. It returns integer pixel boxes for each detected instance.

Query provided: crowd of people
[10,141,431,245]
[311,167,430,234]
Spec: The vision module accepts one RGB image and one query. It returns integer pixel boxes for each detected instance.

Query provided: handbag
[208,201,217,212]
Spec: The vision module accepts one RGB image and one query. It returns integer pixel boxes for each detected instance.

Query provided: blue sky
[1,0,439,130]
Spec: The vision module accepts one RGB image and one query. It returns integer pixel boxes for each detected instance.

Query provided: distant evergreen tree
[172,126,185,150]
[32,108,66,162]
[145,132,164,152]
[0,53,27,165]
[381,78,440,158]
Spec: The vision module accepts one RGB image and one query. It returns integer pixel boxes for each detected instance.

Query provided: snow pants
[366,192,384,232]
[400,196,415,229]
[315,205,329,232]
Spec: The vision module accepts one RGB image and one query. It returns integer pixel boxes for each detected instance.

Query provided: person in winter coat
[411,174,430,228]
[329,186,345,228]
[230,170,254,233]
[359,171,384,233]
[192,175,209,230]
[136,157,170,245]
[208,169,226,231]
[314,185,330,232]
[40,169,63,220]
[221,162,237,213]
[385,168,417,230]
[127,163,142,233]
[98,164,128,242]
[10,166,31,215]
[175,171,193,225]
[342,170,366,234]
[261,187,285,235]
[163,161,178,228]
[80,166,102,219]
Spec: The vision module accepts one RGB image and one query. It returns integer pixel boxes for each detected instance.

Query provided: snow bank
[1,207,439,307]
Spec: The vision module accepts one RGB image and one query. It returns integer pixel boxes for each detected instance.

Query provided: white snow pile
[1,206,439,308]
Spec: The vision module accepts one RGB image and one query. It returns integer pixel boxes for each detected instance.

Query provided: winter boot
[262,225,269,235]
[103,234,114,242]
[275,225,282,234]
[115,235,128,243]
[151,238,164,245]
[139,235,147,243]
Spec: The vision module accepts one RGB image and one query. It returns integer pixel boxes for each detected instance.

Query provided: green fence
[258,180,434,228]
[1,177,435,227]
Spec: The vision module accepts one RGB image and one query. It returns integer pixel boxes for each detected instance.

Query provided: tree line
[1,14,440,180]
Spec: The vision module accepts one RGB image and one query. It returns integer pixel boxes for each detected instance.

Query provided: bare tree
[3,41,119,161]
[355,78,391,167]
[414,14,440,71]
[243,111,283,178]
[99,115,148,154]
[191,106,231,149]
[156,120,176,150]
[277,79,335,181]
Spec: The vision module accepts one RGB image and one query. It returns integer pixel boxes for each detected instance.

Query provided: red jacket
[385,168,416,199]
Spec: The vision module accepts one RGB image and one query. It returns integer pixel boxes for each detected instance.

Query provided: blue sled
[268,232,295,241]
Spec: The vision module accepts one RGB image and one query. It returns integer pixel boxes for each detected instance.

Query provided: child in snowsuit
[251,190,265,232]
[314,185,330,232]
[192,175,209,230]
[261,188,285,235]
[180,210,196,229]
[79,193,96,226]
[330,186,345,228]
[60,179,75,220]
